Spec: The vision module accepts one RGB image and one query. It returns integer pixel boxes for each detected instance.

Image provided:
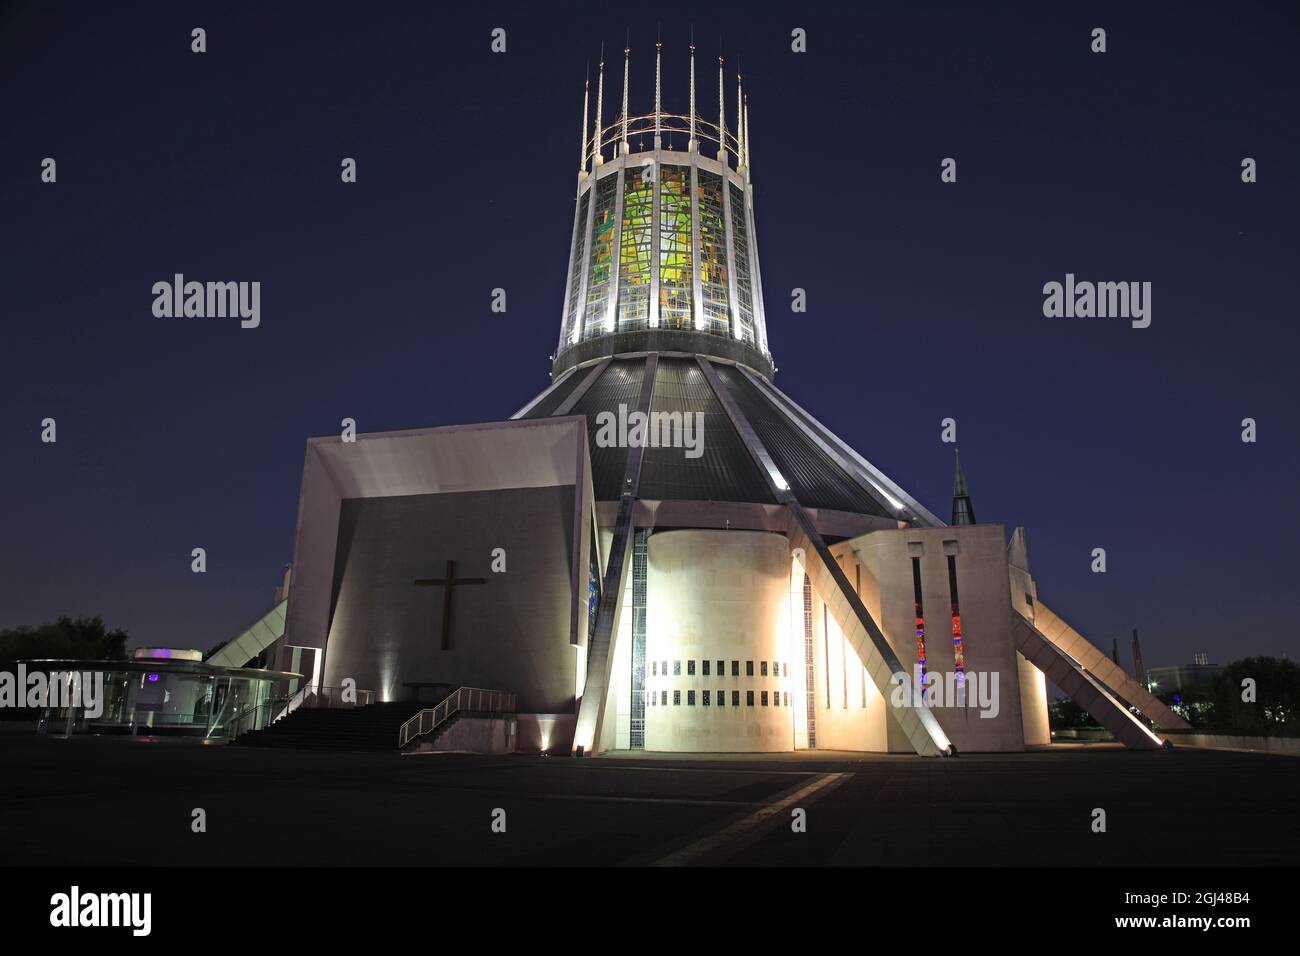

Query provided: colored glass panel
[696,169,730,335]
[563,190,590,344]
[729,182,755,345]
[658,164,693,330]
[618,166,654,329]
[582,173,619,338]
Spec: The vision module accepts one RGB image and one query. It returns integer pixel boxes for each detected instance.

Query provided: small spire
[688,37,697,151]
[738,68,748,169]
[951,449,976,526]
[621,38,630,154]
[743,94,751,175]
[654,31,662,147]
[592,49,605,169]
[717,53,727,164]
[579,65,590,174]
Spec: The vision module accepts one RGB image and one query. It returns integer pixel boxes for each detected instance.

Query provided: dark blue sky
[2,1,1296,669]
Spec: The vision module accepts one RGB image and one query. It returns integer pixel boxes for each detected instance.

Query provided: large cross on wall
[413,559,486,650]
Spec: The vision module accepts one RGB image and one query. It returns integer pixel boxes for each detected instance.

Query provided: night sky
[2,1,1296,670]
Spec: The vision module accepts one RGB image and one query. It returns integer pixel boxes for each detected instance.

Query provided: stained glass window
[618,166,654,330]
[729,182,756,346]
[658,164,693,330]
[563,190,590,344]
[582,173,619,338]
[696,169,730,335]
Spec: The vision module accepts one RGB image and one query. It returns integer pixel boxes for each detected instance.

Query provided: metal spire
[579,65,589,175]
[688,36,697,151]
[951,449,976,526]
[743,94,751,175]
[620,35,630,154]
[592,47,604,169]
[736,67,744,170]
[654,31,662,148]
[717,52,727,164]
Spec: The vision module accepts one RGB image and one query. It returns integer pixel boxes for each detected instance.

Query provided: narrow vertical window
[947,554,966,688]
[803,573,817,749]
[823,603,831,708]
[912,556,928,690]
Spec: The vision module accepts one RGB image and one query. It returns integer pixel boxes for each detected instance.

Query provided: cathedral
[229,40,1191,756]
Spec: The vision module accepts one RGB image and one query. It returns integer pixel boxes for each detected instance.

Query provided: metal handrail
[398,687,516,749]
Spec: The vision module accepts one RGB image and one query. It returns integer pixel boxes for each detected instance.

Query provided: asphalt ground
[2,733,1296,867]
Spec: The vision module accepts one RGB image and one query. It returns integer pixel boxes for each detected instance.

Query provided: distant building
[1147,661,1224,696]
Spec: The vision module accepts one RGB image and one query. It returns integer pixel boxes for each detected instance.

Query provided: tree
[1212,657,1300,736]
[1049,697,1099,729]
[0,616,129,672]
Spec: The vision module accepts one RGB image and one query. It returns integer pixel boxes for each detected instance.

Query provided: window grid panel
[729,181,756,345]
[658,164,693,330]
[563,191,591,344]
[629,528,648,749]
[618,168,654,329]
[582,175,619,338]
[696,170,730,335]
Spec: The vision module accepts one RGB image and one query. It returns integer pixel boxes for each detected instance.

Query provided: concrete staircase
[231,701,421,752]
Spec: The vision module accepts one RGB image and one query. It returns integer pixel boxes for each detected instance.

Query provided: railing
[222,700,271,740]
[398,687,516,750]
[585,111,741,169]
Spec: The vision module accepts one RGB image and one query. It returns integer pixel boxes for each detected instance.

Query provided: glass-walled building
[24,647,299,741]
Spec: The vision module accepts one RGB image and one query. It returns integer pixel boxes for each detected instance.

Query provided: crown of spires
[577,31,751,174]
[951,449,977,526]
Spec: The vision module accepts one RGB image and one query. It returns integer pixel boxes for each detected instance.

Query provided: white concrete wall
[645,530,793,752]
[837,524,1027,753]
[1018,652,1050,746]
[808,558,886,751]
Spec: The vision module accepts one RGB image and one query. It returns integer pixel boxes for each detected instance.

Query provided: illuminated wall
[836,525,1030,754]
[644,530,792,752]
